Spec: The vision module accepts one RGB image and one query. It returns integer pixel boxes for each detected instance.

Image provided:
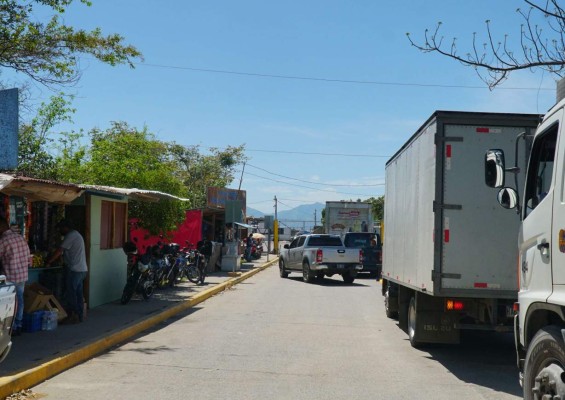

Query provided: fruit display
[30,253,48,268]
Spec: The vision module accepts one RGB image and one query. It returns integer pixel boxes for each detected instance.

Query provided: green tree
[17,94,75,179]
[169,144,247,208]
[80,122,187,233]
[366,196,384,223]
[0,0,141,87]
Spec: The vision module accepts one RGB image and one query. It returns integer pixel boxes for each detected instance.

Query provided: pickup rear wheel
[279,259,289,278]
[302,261,314,283]
[342,272,355,284]
[523,325,565,400]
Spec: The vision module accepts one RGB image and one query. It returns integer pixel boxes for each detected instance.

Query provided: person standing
[245,233,253,262]
[0,217,31,336]
[46,219,87,323]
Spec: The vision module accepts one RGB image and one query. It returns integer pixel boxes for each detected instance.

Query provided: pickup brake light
[377,250,382,264]
[316,249,323,263]
[359,249,364,263]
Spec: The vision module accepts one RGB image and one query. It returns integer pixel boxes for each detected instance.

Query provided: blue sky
[17,0,557,214]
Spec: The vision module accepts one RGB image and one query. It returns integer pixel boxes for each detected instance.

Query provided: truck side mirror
[497,187,518,209]
[485,149,506,188]
[283,244,290,249]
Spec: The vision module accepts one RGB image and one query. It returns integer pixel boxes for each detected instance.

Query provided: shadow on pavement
[414,330,521,397]
[0,255,272,377]
[287,276,369,287]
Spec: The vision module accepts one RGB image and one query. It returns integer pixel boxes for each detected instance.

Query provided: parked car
[279,234,363,284]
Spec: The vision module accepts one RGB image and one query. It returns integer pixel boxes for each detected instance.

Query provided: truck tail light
[446,299,464,311]
[359,249,364,263]
[377,250,382,264]
[316,249,323,263]
[513,302,519,313]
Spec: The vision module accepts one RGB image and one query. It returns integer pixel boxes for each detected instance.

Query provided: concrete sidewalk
[0,255,277,398]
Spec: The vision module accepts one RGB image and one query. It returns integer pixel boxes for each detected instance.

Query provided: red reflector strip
[474,282,488,288]
[446,144,452,158]
[476,127,489,133]
[444,229,450,243]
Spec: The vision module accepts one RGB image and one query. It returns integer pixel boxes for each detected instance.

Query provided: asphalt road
[31,266,522,400]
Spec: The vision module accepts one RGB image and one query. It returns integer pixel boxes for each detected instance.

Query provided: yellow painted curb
[0,257,279,399]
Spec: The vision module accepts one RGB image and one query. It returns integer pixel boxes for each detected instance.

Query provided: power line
[247,199,273,205]
[137,62,554,91]
[239,170,372,197]
[201,146,391,158]
[246,163,384,187]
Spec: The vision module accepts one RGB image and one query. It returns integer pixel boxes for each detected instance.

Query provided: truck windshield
[524,124,558,218]
[307,236,343,247]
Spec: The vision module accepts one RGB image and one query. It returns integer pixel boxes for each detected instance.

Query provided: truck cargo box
[383,111,541,299]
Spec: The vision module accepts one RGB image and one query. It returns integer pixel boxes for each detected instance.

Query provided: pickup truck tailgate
[318,248,361,264]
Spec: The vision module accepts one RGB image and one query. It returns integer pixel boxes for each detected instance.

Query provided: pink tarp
[129,209,203,253]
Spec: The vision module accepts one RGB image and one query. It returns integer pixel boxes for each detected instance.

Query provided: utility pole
[274,195,278,220]
[314,209,317,231]
[273,195,279,255]
[238,162,246,192]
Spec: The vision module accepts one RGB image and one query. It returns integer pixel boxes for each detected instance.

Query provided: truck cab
[485,97,565,399]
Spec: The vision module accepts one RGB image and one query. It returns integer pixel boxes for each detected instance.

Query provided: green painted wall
[88,195,127,308]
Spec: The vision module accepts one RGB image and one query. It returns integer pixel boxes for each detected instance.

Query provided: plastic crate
[22,311,43,333]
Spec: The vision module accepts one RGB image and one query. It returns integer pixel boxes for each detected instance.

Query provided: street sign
[264,215,274,230]
[225,200,244,223]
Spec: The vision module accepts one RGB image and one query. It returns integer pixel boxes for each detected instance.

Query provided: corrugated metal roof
[79,185,190,202]
[0,173,84,203]
[0,174,189,204]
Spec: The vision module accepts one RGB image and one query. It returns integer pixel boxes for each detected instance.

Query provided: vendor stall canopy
[79,185,189,203]
[0,174,83,203]
[0,174,189,204]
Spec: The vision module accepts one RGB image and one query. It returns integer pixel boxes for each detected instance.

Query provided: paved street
[30,266,521,400]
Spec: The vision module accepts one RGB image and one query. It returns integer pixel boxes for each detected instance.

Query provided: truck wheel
[279,259,289,278]
[523,325,565,400]
[342,272,355,284]
[384,286,398,319]
[302,262,314,283]
[408,297,422,348]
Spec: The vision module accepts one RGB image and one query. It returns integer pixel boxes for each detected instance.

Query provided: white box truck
[485,84,565,399]
[382,111,540,347]
[324,201,373,236]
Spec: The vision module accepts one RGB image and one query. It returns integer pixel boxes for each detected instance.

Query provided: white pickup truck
[279,234,363,284]
[0,276,16,363]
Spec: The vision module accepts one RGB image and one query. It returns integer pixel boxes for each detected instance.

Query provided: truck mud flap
[414,292,460,345]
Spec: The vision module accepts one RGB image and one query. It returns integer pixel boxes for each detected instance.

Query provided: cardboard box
[24,283,67,321]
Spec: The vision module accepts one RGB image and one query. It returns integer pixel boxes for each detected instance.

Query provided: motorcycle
[121,241,155,304]
[250,240,263,260]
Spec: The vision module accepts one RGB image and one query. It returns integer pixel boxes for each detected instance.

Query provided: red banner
[129,209,203,253]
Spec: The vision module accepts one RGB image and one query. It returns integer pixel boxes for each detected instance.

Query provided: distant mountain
[246,207,265,217]
[246,202,325,229]
[278,202,325,227]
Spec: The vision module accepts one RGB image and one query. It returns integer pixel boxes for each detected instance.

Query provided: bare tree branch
[407,0,565,88]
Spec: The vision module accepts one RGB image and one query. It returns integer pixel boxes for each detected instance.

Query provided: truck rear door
[440,124,528,296]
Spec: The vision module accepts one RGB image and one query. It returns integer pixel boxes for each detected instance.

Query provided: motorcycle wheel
[121,283,134,305]
[142,281,154,300]
[187,264,200,283]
